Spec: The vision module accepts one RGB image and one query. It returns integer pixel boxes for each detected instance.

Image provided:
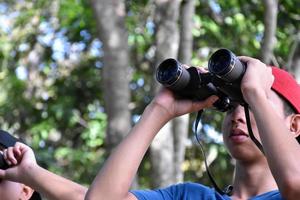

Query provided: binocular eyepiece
[156,49,246,111]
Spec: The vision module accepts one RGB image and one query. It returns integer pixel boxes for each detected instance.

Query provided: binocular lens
[208,48,245,82]
[156,58,190,90]
[208,49,232,76]
[156,59,182,86]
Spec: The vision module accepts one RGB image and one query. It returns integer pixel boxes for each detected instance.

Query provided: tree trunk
[90,0,131,150]
[25,43,45,99]
[90,0,137,189]
[287,34,300,82]
[260,0,278,64]
[150,0,181,188]
[173,0,196,183]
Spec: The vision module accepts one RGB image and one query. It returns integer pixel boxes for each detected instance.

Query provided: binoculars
[156,49,246,111]
[0,155,9,169]
[0,130,19,169]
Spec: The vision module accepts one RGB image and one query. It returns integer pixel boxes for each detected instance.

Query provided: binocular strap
[244,104,265,154]
[194,110,233,196]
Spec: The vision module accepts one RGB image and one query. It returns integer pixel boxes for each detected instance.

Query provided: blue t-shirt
[131,182,282,200]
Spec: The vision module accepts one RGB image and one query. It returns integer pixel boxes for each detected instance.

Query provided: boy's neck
[231,160,278,199]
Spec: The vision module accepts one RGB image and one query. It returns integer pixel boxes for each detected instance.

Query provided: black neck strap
[244,104,265,154]
[194,110,233,196]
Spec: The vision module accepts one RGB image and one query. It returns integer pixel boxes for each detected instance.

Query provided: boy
[85,56,300,200]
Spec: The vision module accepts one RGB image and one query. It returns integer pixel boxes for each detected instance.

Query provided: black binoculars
[0,130,19,170]
[156,49,246,111]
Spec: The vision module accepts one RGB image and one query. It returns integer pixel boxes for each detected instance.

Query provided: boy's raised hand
[0,142,37,184]
[151,87,219,120]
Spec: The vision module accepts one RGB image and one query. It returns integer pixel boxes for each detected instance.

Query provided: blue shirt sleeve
[130,182,231,200]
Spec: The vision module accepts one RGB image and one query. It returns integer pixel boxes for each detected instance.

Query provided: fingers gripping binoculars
[0,130,19,169]
[156,49,246,111]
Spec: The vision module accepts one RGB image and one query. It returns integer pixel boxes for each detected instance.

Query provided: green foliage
[0,0,106,185]
[0,0,298,189]
[58,0,96,41]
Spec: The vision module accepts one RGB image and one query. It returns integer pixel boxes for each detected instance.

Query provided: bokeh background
[0,0,299,194]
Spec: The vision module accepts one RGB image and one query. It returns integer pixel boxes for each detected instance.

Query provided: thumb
[0,169,7,179]
[0,167,20,182]
[238,56,252,62]
[192,95,219,110]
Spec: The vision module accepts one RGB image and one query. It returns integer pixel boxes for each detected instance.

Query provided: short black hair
[281,95,297,116]
[277,94,300,143]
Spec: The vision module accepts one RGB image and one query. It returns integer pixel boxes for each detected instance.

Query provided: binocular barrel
[0,154,9,169]
[208,48,245,82]
[156,58,191,91]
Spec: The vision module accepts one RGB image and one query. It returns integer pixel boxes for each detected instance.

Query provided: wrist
[242,86,268,106]
[146,101,173,122]
[21,163,42,186]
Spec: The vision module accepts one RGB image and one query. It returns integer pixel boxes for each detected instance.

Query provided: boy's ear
[21,184,34,200]
[289,114,300,138]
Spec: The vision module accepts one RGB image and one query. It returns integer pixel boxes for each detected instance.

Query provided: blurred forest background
[0,0,299,194]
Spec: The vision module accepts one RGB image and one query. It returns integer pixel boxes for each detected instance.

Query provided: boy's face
[0,179,28,200]
[222,90,290,162]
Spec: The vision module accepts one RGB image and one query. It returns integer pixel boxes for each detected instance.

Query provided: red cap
[271,67,300,114]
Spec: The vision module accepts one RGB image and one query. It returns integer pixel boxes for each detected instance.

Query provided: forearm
[246,90,300,195]
[85,103,170,200]
[25,165,87,200]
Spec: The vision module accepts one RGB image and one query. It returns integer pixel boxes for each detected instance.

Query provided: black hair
[277,94,300,143]
[281,97,296,117]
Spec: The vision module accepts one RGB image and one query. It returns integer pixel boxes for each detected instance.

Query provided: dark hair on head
[277,94,300,143]
[273,89,296,116]
[280,95,297,117]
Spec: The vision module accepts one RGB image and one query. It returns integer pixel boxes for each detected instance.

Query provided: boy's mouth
[229,128,249,143]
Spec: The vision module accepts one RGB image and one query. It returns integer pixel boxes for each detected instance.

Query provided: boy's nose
[231,105,246,125]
